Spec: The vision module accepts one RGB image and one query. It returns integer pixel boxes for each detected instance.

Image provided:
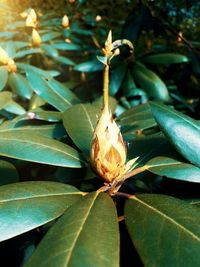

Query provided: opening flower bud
[91,105,133,183]
[32,29,41,47]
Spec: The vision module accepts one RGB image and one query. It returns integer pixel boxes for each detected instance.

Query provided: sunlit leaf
[25,192,119,267]
[125,194,200,267]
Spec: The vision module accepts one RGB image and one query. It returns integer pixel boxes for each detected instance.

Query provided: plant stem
[103,63,109,108]
[123,165,148,180]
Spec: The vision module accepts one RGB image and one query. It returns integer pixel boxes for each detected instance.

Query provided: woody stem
[103,63,109,108]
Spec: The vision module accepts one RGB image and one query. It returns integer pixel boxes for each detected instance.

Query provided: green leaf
[8,72,32,99]
[125,194,200,267]
[0,66,8,91]
[17,63,53,77]
[74,60,103,72]
[41,31,61,42]
[0,160,19,186]
[54,56,75,66]
[109,63,127,95]
[27,110,62,122]
[0,123,65,139]
[41,44,59,58]
[143,53,189,65]
[25,192,119,267]
[0,91,26,115]
[132,63,170,101]
[0,132,86,167]
[146,156,200,182]
[0,181,83,241]
[150,102,200,168]
[14,48,42,59]
[63,103,99,155]
[26,71,77,111]
[53,42,81,51]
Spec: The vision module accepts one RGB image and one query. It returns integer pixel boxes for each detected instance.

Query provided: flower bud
[7,59,17,73]
[0,47,9,65]
[26,9,37,28]
[90,105,135,183]
[62,15,70,28]
[32,29,41,47]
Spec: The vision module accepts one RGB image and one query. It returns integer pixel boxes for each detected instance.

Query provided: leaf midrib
[131,196,200,242]
[0,192,83,204]
[152,103,200,131]
[64,191,99,266]
[0,135,84,163]
[81,104,94,132]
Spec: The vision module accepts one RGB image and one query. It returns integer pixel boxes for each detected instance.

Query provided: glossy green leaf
[0,66,8,91]
[132,63,170,101]
[146,156,200,182]
[0,160,19,186]
[27,110,62,122]
[0,132,86,167]
[41,44,59,58]
[54,56,75,66]
[53,42,81,51]
[150,102,200,168]
[125,194,200,267]
[17,63,53,77]
[41,31,61,42]
[74,60,103,72]
[0,123,65,139]
[0,181,83,241]
[25,192,119,267]
[8,72,32,99]
[63,103,99,155]
[14,48,42,59]
[26,71,77,111]
[0,91,26,115]
[143,53,189,65]
[109,63,127,95]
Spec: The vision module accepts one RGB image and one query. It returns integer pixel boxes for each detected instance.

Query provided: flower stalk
[90,31,137,194]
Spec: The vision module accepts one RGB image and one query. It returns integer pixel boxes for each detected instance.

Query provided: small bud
[90,105,135,183]
[62,15,70,28]
[32,29,41,47]
[95,15,102,22]
[0,47,9,65]
[25,9,37,28]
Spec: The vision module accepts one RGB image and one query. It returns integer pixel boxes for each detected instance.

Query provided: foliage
[0,1,200,267]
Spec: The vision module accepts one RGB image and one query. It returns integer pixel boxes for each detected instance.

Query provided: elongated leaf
[41,31,61,42]
[132,63,170,101]
[150,102,200,168]
[125,194,200,267]
[63,103,99,155]
[0,91,26,115]
[53,42,81,51]
[0,66,8,91]
[26,71,77,111]
[41,44,59,58]
[0,132,86,167]
[14,48,42,59]
[109,63,127,95]
[54,56,75,66]
[0,160,19,186]
[74,60,103,72]
[26,110,62,122]
[8,72,32,99]
[25,192,119,267]
[0,181,83,241]
[143,53,189,65]
[17,63,53,77]
[0,123,65,139]
[146,156,200,182]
